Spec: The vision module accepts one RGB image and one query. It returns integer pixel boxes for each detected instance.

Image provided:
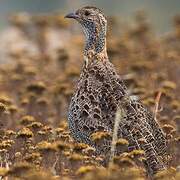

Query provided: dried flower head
[76,166,95,175]
[17,127,33,138]
[26,82,46,95]
[116,138,129,146]
[0,167,9,177]
[15,152,22,159]
[20,115,36,126]
[5,130,16,137]
[68,153,85,162]
[54,141,70,151]
[0,102,7,113]
[55,127,64,135]
[83,146,96,155]
[73,143,89,152]
[162,81,176,90]
[27,122,43,130]
[113,156,136,167]
[91,131,112,142]
[0,140,14,150]
[37,98,49,106]
[37,141,57,152]
[7,105,18,114]
[59,121,68,130]
[0,95,12,105]
[129,149,145,158]
[25,152,41,162]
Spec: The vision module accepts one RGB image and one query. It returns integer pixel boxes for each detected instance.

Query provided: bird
[65,6,167,175]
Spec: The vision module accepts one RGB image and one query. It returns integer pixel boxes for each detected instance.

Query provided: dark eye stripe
[84,10,91,16]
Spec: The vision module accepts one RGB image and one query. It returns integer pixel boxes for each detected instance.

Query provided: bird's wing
[116,104,166,174]
[106,58,167,157]
[131,100,167,156]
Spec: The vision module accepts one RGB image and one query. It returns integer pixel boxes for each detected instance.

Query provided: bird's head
[65,6,107,57]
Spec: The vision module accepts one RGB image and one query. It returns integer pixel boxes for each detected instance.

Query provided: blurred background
[0,0,180,33]
[0,1,179,179]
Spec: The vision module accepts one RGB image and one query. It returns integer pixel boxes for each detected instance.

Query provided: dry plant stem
[4,162,9,180]
[153,91,162,120]
[51,153,59,175]
[153,91,169,167]
[109,106,125,165]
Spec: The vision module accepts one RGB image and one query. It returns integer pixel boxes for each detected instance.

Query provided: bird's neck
[83,26,108,61]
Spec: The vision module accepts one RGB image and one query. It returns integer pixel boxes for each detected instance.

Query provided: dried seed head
[27,122,43,130]
[37,130,46,136]
[15,152,22,158]
[5,130,16,137]
[37,141,57,153]
[113,156,136,167]
[25,152,41,162]
[129,150,145,158]
[0,95,12,105]
[20,115,36,126]
[20,98,29,106]
[73,143,89,152]
[0,102,7,113]
[26,82,46,95]
[116,138,129,146]
[17,128,33,138]
[91,131,111,142]
[59,121,68,130]
[0,167,9,177]
[76,166,95,175]
[68,153,85,162]
[7,105,18,114]
[55,141,70,151]
[55,127,64,134]
[83,146,96,155]
[37,98,49,106]
[162,81,176,90]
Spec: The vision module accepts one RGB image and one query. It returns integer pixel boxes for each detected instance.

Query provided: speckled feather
[67,6,167,175]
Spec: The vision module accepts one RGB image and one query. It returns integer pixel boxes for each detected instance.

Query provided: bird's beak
[64,12,79,19]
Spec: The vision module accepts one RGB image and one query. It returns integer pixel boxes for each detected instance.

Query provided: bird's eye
[84,10,91,16]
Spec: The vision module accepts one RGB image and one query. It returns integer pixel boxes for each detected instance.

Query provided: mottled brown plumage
[65,6,167,175]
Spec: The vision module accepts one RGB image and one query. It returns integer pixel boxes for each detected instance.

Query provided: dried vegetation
[0,11,179,179]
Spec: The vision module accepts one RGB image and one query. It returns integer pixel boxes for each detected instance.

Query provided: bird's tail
[120,120,166,175]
